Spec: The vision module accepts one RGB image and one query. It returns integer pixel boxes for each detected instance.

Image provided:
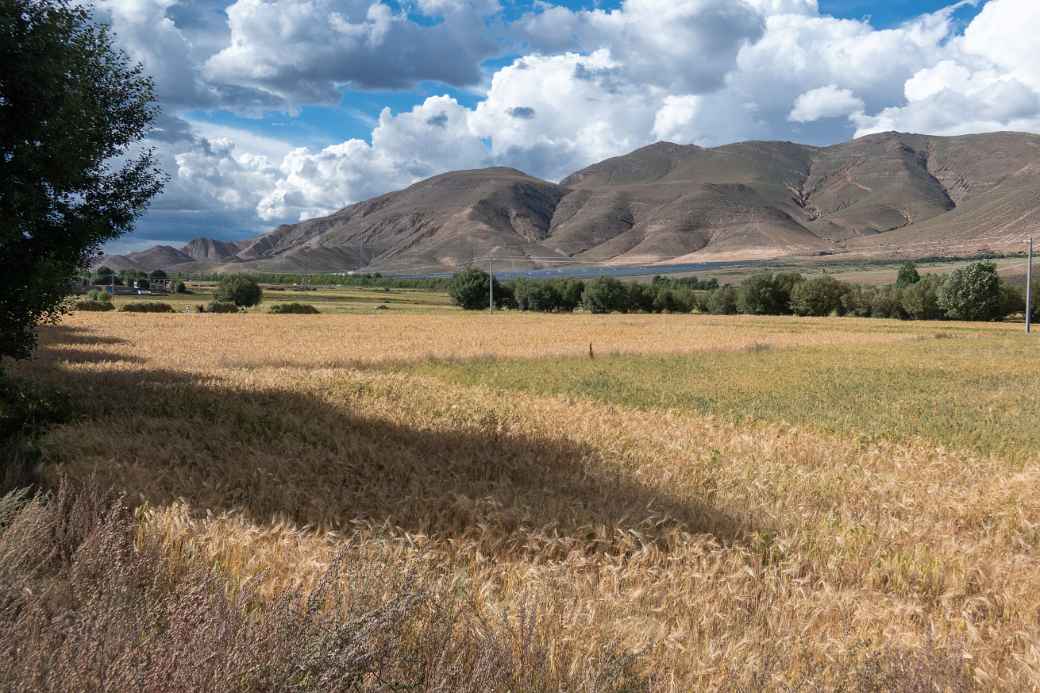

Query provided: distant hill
[97,132,1040,274]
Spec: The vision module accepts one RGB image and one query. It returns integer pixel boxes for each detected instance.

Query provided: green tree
[510,278,532,311]
[555,279,585,311]
[938,262,1005,321]
[527,282,562,312]
[94,266,115,285]
[149,269,167,281]
[448,267,499,310]
[738,273,787,315]
[1,0,164,361]
[581,277,629,313]
[790,276,850,316]
[705,286,739,315]
[900,274,944,320]
[625,283,655,312]
[870,285,907,319]
[895,262,921,288]
[841,285,876,318]
[216,275,263,307]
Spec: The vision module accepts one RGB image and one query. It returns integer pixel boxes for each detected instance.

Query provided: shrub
[938,262,1005,321]
[120,302,175,313]
[895,262,922,288]
[73,300,114,312]
[900,275,944,320]
[216,275,263,307]
[86,289,111,303]
[705,286,739,315]
[581,277,629,313]
[448,267,500,310]
[269,303,320,314]
[205,301,240,313]
[790,276,850,316]
[174,281,188,294]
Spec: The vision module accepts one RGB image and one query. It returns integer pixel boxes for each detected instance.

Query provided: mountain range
[98,131,1040,274]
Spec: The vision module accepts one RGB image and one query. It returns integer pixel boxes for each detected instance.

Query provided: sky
[97,0,1040,253]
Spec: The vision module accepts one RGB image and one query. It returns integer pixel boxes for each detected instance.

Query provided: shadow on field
[22,324,748,554]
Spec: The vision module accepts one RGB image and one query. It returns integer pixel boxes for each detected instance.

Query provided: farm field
[99,283,456,313]
[5,310,1040,690]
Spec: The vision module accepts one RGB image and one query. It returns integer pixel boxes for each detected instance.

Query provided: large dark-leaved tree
[1,0,164,361]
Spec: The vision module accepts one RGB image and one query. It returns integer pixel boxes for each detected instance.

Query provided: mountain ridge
[98,131,1040,274]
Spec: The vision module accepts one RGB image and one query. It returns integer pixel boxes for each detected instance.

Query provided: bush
[86,289,111,303]
[448,267,501,310]
[900,275,944,320]
[582,277,629,313]
[216,275,263,307]
[174,281,188,294]
[938,262,1005,321]
[705,286,739,315]
[120,302,175,313]
[205,301,240,313]
[790,276,850,316]
[73,300,114,312]
[269,303,320,314]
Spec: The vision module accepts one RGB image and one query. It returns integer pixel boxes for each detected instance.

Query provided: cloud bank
[97,0,1040,250]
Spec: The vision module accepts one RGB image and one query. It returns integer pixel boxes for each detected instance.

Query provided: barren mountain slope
[97,132,1040,273]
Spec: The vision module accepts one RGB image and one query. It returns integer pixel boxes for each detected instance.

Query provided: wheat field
[5,310,1040,690]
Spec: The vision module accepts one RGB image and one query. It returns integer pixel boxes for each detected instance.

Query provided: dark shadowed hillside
[99,132,1040,273]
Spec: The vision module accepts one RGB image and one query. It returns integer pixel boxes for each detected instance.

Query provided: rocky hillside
[98,131,1040,273]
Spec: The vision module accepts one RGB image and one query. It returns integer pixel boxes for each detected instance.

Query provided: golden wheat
[12,312,1040,690]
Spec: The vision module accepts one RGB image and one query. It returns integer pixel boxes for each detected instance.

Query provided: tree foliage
[581,277,629,314]
[448,267,499,310]
[790,276,850,316]
[1,0,164,360]
[895,262,921,288]
[938,262,1004,321]
[216,275,263,307]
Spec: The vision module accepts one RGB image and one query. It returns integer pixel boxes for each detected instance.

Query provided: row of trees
[448,262,1039,323]
[448,270,707,315]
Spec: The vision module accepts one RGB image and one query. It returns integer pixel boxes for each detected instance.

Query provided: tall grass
[0,483,646,692]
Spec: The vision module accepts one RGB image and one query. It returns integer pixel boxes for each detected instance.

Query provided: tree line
[448,262,1039,323]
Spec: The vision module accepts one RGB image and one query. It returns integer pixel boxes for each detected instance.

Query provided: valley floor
[4,311,1039,690]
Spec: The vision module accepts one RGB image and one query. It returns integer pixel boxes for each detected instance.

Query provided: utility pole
[1027,237,1034,334]
[489,258,494,311]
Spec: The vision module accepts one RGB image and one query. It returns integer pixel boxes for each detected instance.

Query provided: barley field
[4,310,1040,690]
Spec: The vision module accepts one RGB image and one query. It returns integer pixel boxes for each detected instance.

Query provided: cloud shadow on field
[20,324,751,555]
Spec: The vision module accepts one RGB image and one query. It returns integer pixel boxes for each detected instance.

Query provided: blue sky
[96,0,1040,252]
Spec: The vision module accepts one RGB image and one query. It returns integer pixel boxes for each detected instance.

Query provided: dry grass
[4,312,1039,690]
[41,311,1010,371]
